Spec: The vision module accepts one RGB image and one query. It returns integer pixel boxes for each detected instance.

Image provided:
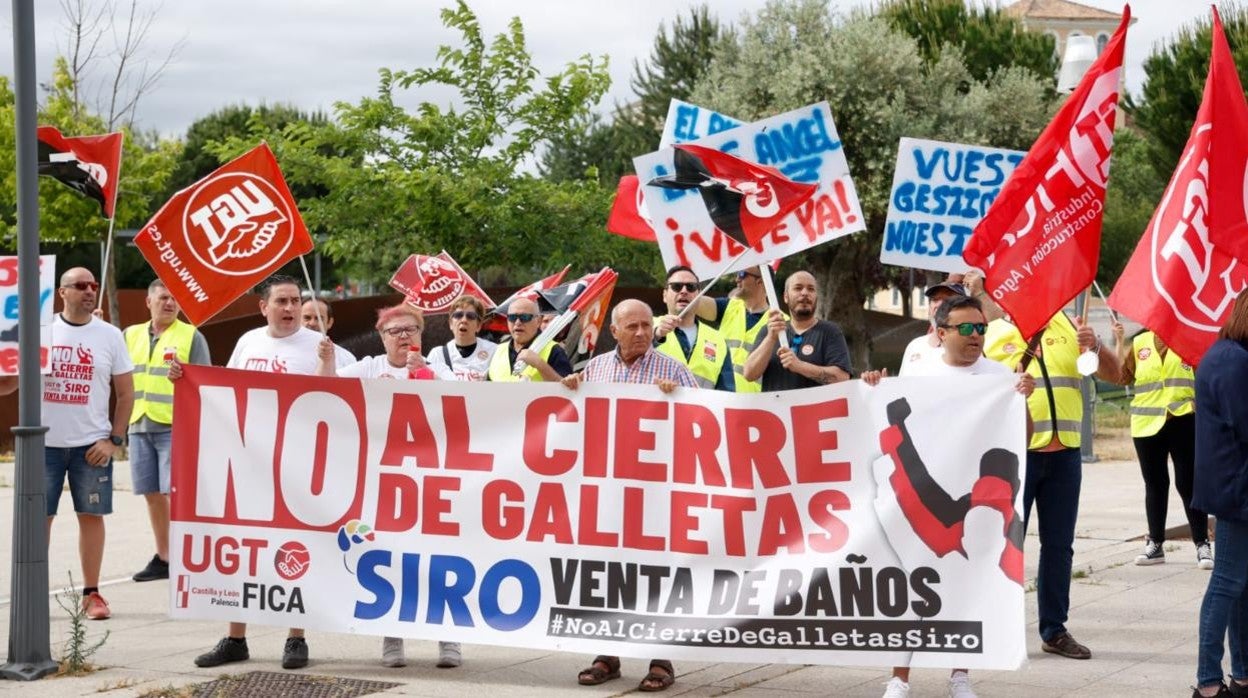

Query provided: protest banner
[1110,7,1248,365]
[659,99,742,149]
[170,366,1027,670]
[0,255,55,374]
[882,138,1025,274]
[389,251,495,316]
[635,101,866,279]
[133,144,314,326]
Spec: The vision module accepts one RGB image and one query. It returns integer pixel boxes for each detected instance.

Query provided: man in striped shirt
[562,298,694,692]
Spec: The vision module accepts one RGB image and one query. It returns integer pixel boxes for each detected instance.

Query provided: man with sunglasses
[654,266,735,391]
[427,295,496,382]
[742,270,851,391]
[486,297,572,382]
[0,267,134,621]
[900,279,966,370]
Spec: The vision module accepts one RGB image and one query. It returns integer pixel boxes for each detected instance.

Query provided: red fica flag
[133,143,313,326]
[549,268,619,368]
[36,126,123,218]
[1109,8,1248,365]
[648,144,817,248]
[389,251,494,315]
[481,265,571,334]
[606,175,656,242]
[962,6,1130,339]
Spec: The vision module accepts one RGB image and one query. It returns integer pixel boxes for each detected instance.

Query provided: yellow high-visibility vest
[985,314,1084,450]
[124,319,196,425]
[657,321,728,389]
[1129,331,1195,438]
[721,298,782,393]
[487,340,556,382]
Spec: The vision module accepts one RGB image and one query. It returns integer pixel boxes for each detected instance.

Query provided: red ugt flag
[606,175,657,242]
[1109,7,1248,365]
[388,251,495,315]
[37,126,123,218]
[133,143,313,326]
[962,6,1130,340]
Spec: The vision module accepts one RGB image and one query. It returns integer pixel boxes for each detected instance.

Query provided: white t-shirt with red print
[227,326,344,375]
[338,355,411,380]
[43,315,134,448]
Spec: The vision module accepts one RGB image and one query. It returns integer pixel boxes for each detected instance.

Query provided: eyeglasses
[666,281,698,293]
[61,281,99,292]
[736,271,761,281]
[507,313,537,324]
[450,310,480,321]
[384,326,421,337]
[941,322,988,336]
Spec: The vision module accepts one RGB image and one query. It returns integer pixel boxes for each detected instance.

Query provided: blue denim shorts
[129,431,172,495]
[45,445,113,516]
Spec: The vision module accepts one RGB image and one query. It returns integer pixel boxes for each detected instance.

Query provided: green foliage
[878,0,1058,85]
[1100,128,1166,286]
[690,0,1055,364]
[55,572,109,675]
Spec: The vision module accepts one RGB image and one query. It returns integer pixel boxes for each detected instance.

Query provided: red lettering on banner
[381,394,439,468]
[613,399,668,482]
[0,257,16,285]
[807,489,851,552]
[375,472,417,531]
[527,482,574,543]
[724,408,789,488]
[482,479,524,539]
[710,495,757,556]
[758,494,805,555]
[791,399,851,484]
[576,484,619,547]
[442,396,492,471]
[583,398,610,478]
[0,347,49,373]
[523,396,577,476]
[672,403,726,487]
[794,192,843,243]
[622,487,664,551]
[423,475,460,535]
[670,491,709,554]
[181,535,269,576]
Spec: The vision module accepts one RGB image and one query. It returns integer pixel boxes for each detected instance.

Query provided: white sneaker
[883,676,910,697]
[1198,542,1215,570]
[437,641,461,668]
[948,670,976,698]
[381,636,405,667]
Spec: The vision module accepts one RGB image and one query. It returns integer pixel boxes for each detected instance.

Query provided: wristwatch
[108,434,124,447]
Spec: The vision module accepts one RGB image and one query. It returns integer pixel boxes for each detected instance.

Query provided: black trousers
[1132,413,1208,544]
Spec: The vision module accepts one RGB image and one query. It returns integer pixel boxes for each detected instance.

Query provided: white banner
[635,102,866,279]
[882,138,1026,274]
[171,367,1027,670]
[659,100,743,149]
[0,255,56,375]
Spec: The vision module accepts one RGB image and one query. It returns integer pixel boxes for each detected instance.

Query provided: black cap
[924,282,967,299]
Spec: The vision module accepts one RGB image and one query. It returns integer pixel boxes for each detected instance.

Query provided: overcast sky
[0,1,1216,139]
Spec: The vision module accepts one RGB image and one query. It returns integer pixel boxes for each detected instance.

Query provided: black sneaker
[1041,631,1091,659]
[282,637,308,669]
[1228,677,1248,697]
[133,554,169,582]
[1135,538,1165,566]
[1193,684,1232,697]
[194,637,249,667]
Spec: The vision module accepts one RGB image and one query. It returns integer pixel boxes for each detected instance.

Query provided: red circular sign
[181,172,297,277]
[274,541,310,581]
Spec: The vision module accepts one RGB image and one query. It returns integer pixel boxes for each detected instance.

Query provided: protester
[562,298,696,692]
[1192,290,1248,698]
[899,279,965,370]
[984,309,1122,660]
[679,267,775,392]
[742,270,851,390]
[486,297,572,382]
[0,267,133,621]
[1112,322,1211,569]
[123,280,211,583]
[185,274,350,671]
[654,265,734,391]
[302,297,356,366]
[864,294,1033,698]
[426,295,497,382]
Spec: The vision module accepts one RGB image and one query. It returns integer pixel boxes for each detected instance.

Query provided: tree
[689,0,1055,368]
[1099,127,1166,287]
[541,5,727,183]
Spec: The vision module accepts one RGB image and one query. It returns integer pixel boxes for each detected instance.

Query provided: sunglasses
[736,271,761,281]
[450,310,480,321]
[667,281,698,293]
[62,281,99,292]
[941,322,988,336]
[507,312,537,324]
[383,326,421,337]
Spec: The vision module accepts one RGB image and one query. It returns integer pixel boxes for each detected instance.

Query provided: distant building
[1005,0,1134,69]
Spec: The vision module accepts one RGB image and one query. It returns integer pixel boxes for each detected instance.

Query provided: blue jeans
[45,445,113,516]
[1022,447,1081,642]
[1197,517,1248,688]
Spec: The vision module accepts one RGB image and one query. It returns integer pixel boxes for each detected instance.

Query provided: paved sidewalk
[0,457,1212,696]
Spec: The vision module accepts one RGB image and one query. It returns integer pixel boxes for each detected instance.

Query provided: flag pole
[759,263,788,347]
[1091,279,1118,323]
[298,255,326,336]
[674,248,751,321]
[96,141,124,313]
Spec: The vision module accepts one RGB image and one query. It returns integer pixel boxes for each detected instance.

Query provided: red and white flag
[1109,7,1248,365]
[389,251,494,315]
[606,175,657,242]
[962,6,1130,340]
[546,267,619,369]
[37,126,123,218]
[481,265,571,334]
[133,143,313,326]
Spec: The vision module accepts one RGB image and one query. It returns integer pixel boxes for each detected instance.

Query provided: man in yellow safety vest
[486,296,573,382]
[654,265,734,391]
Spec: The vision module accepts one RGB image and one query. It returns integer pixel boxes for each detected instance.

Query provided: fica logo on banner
[179,533,308,615]
[182,173,299,277]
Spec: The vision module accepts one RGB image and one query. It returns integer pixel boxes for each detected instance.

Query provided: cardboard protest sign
[0,255,55,374]
[882,138,1025,274]
[635,101,866,279]
[659,99,742,149]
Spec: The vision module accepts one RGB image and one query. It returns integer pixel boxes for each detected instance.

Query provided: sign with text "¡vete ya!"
[170,366,1027,670]
[635,102,866,279]
[882,139,1025,274]
[0,255,56,375]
